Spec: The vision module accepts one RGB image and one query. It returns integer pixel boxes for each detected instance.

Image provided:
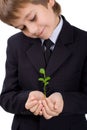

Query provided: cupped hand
[42,92,64,119]
[25,91,45,115]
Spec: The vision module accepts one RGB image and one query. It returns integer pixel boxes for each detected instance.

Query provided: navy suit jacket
[0,16,87,130]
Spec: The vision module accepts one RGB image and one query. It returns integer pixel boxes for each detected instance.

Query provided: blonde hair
[0,0,61,24]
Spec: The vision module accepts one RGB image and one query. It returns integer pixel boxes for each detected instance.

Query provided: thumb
[54,101,58,110]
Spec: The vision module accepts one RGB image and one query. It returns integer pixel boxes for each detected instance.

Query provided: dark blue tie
[43,39,53,66]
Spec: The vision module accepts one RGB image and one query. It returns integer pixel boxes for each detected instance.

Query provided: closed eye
[30,15,37,22]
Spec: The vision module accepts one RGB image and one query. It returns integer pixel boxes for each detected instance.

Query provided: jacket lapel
[46,16,74,76]
[26,38,45,72]
[46,43,72,76]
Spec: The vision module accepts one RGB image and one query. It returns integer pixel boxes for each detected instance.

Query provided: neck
[54,15,60,29]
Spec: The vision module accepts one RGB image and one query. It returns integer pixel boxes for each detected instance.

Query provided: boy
[0,0,87,130]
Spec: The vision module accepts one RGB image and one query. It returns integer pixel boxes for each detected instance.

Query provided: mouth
[38,27,45,37]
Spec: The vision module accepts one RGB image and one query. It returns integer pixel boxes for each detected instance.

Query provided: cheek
[37,12,50,26]
[39,14,53,27]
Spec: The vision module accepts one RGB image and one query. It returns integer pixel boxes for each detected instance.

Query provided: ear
[48,0,55,7]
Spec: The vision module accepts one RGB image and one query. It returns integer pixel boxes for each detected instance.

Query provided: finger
[42,107,52,119]
[34,102,43,116]
[39,111,43,116]
[30,103,38,113]
[42,100,57,116]
[25,100,38,110]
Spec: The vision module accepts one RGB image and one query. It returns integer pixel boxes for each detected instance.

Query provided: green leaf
[45,82,49,86]
[39,68,45,75]
[38,78,45,82]
[45,77,51,82]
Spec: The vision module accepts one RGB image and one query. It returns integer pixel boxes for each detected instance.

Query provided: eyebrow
[14,10,33,28]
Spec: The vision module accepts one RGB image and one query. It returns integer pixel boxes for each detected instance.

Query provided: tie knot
[43,39,53,49]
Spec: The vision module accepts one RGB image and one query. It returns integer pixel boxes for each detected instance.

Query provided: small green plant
[38,68,51,96]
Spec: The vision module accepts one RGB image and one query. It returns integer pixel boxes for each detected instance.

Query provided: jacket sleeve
[62,55,87,114]
[0,38,32,115]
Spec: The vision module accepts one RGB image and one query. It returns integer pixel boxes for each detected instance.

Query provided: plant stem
[44,84,46,96]
[38,68,51,96]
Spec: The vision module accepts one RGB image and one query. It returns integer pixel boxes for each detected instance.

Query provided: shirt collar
[49,16,63,44]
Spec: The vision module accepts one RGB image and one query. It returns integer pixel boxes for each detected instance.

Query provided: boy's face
[11,1,59,39]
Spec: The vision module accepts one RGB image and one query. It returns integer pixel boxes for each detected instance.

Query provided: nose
[26,23,38,35]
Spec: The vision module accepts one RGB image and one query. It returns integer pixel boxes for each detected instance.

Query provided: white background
[0,0,87,129]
